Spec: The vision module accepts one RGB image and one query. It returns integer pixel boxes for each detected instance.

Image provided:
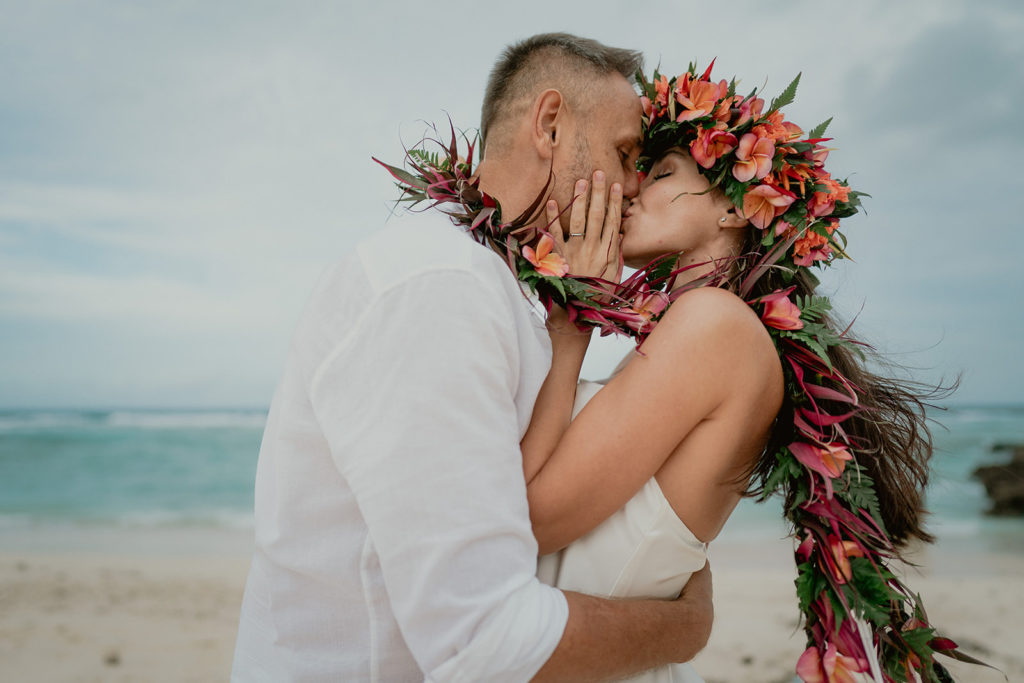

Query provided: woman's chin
[623,250,674,271]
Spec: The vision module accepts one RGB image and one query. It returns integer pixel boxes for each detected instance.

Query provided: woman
[520,65,954,682]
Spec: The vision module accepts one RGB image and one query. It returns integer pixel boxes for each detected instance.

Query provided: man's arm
[535,563,713,682]
[311,263,712,681]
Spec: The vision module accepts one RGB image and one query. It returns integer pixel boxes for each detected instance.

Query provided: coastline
[2,522,1022,682]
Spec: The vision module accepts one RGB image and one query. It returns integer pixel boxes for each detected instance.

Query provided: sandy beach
[2,525,1021,683]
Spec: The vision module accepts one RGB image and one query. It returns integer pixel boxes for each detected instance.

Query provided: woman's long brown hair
[732,230,957,546]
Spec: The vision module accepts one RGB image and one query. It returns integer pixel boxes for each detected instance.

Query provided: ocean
[1,405,1022,556]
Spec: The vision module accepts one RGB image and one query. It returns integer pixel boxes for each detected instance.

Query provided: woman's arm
[528,287,777,554]
[521,309,591,482]
[520,172,622,482]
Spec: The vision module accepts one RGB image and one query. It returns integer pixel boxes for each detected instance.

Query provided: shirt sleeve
[308,267,568,683]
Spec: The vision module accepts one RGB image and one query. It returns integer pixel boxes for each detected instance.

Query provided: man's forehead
[590,74,642,138]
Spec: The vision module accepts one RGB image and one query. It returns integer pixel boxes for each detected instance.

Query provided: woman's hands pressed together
[521,170,625,483]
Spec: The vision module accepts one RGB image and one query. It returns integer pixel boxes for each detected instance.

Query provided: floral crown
[637,60,864,279]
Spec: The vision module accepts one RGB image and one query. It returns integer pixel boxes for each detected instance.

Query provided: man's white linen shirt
[232,212,568,682]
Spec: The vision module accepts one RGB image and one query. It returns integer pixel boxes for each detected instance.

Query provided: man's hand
[532,561,714,681]
[546,170,623,283]
[672,561,713,662]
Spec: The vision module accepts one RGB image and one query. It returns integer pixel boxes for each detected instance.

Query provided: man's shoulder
[348,210,512,295]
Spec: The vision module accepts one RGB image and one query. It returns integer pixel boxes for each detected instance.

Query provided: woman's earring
[719,217,727,224]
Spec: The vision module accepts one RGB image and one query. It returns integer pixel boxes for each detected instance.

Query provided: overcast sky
[1,0,1021,408]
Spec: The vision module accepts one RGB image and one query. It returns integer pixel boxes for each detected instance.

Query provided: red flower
[760,290,804,330]
[789,441,853,480]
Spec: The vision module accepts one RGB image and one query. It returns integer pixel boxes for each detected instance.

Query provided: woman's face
[620,149,730,269]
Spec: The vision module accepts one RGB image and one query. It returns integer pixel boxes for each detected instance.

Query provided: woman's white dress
[537,381,707,683]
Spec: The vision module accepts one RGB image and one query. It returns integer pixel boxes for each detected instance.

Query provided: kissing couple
[233,32,965,683]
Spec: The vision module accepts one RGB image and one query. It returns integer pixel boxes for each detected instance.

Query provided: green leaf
[807,117,833,140]
[770,73,801,111]
[761,448,802,499]
[848,558,898,625]
[902,626,937,654]
[795,562,826,612]
[547,276,566,299]
[645,255,676,284]
[839,464,887,530]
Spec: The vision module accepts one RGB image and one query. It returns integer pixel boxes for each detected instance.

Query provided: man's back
[232,212,568,681]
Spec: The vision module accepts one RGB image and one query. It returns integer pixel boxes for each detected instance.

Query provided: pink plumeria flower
[690,124,738,169]
[732,133,776,182]
[740,183,796,230]
[796,643,873,683]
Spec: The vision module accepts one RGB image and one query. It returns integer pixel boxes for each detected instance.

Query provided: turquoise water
[0,410,264,528]
[0,406,1022,552]
[722,405,1024,557]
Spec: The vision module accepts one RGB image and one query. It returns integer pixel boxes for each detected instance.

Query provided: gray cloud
[1,0,1020,407]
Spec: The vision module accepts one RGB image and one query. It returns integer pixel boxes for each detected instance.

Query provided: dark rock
[973,444,1024,516]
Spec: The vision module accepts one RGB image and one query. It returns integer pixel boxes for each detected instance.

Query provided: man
[232,33,712,682]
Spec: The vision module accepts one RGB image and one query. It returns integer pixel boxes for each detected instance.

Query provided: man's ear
[531,89,565,161]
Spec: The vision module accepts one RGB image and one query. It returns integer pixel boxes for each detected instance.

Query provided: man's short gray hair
[480,33,643,155]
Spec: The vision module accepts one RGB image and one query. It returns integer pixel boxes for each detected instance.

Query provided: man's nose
[622,169,641,199]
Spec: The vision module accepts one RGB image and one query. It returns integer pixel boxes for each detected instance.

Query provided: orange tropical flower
[732,133,776,182]
[741,184,796,230]
[651,74,671,119]
[676,78,728,122]
[826,534,865,583]
[760,290,804,330]
[789,441,853,479]
[690,124,738,169]
[793,223,837,267]
[756,110,804,143]
[522,234,568,277]
[673,71,693,101]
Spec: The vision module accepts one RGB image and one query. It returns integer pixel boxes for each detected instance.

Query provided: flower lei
[637,62,982,682]
[373,125,675,340]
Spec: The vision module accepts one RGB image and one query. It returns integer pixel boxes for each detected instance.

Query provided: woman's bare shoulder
[655,287,769,342]
[640,287,781,384]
